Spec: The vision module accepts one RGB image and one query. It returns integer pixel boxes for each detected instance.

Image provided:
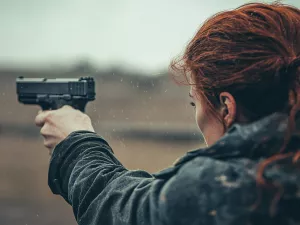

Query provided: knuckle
[62,105,73,111]
[44,111,53,122]
[40,128,45,135]
[83,116,92,125]
[82,114,89,120]
[82,113,91,121]
[65,105,73,109]
[40,125,48,136]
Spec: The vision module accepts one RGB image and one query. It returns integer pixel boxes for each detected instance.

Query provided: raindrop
[119,140,126,148]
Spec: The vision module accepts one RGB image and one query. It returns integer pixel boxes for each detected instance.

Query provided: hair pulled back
[171,2,300,215]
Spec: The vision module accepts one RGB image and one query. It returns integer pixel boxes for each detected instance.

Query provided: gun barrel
[17,77,95,96]
[16,77,96,110]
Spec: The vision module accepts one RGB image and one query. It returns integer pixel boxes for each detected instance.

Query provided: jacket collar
[154,113,295,179]
[174,112,299,166]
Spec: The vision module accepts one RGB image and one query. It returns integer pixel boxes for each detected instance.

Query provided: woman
[35,2,300,225]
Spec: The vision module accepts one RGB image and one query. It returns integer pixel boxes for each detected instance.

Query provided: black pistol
[16,77,95,112]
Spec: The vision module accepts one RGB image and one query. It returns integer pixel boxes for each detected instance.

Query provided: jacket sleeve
[48,131,171,225]
[48,131,252,225]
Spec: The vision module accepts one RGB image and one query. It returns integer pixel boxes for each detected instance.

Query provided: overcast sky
[0,0,299,73]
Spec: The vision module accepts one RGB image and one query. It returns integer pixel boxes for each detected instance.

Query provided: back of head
[171,2,300,222]
[172,2,300,122]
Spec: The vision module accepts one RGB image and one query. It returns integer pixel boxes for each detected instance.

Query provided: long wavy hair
[171,2,300,215]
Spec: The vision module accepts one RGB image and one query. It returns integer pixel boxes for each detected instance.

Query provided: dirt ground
[0,73,204,225]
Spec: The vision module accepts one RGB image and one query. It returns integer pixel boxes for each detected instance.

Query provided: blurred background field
[1,0,299,224]
[0,66,203,225]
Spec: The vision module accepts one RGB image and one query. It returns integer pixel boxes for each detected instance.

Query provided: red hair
[171,2,300,215]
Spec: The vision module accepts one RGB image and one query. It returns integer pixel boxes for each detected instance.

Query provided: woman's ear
[219,92,237,128]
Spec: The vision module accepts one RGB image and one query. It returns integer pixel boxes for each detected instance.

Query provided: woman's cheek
[195,107,205,131]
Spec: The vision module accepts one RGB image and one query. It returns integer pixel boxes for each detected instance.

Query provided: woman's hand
[35,105,95,151]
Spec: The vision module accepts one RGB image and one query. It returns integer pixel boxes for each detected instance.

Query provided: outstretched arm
[36,106,245,225]
[35,106,173,225]
[49,131,169,225]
